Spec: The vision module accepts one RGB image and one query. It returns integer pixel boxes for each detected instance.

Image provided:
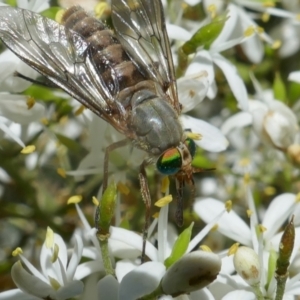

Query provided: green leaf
[164,222,194,268]
[24,85,63,102]
[192,149,215,169]
[40,7,61,20]
[98,181,117,233]
[267,249,277,288]
[55,133,82,153]
[273,73,287,102]
[181,12,228,55]
[4,0,17,6]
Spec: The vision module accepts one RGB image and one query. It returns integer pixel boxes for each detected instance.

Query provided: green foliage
[181,12,228,55]
[40,7,61,20]
[273,73,287,102]
[164,223,194,268]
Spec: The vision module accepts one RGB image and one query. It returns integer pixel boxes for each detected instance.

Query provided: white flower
[0,228,84,300]
[0,0,49,147]
[176,4,250,111]
[70,192,228,299]
[194,190,300,298]
[222,77,299,151]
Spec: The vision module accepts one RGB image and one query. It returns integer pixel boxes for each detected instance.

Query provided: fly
[0,0,205,256]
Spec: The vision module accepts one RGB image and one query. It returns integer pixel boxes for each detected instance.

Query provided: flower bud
[233,246,261,286]
[161,250,221,297]
[287,144,300,166]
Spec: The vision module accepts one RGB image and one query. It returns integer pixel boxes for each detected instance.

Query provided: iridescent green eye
[184,138,196,158]
[156,148,182,175]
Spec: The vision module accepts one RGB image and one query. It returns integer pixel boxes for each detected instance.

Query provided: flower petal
[288,71,300,83]
[180,115,229,152]
[221,112,253,135]
[222,290,255,300]
[110,226,158,261]
[11,261,55,299]
[194,198,252,246]
[97,275,119,300]
[262,193,298,241]
[119,262,165,300]
[56,280,84,299]
[178,72,209,113]
[0,95,45,124]
[166,24,192,41]
[212,53,248,111]
[66,234,83,281]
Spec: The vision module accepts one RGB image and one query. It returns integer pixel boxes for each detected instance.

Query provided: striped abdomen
[61,6,145,96]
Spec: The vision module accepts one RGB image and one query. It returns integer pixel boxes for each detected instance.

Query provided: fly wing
[111,0,180,114]
[0,7,129,132]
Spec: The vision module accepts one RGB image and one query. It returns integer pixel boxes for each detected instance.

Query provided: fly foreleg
[139,160,152,263]
[95,139,129,231]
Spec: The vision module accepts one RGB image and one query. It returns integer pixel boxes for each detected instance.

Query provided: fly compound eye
[184,138,196,158]
[156,148,182,175]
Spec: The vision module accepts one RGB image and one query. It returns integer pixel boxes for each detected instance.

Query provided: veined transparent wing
[0,7,130,132]
[111,0,180,114]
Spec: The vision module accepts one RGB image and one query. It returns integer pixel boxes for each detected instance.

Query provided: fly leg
[14,71,58,88]
[175,177,184,227]
[139,160,152,263]
[95,138,129,231]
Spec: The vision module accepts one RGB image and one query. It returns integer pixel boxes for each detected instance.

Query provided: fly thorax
[131,89,157,107]
[130,88,183,155]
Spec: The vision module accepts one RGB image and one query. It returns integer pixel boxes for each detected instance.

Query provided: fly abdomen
[102,61,145,93]
[93,44,129,72]
[61,6,146,97]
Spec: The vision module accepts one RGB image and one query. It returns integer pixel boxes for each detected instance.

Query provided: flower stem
[98,233,115,276]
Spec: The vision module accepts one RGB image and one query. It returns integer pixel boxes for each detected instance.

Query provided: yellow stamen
[296,193,300,203]
[57,168,66,178]
[261,12,270,22]
[74,105,85,116]
[21,145,36,154]
[244,26,255,37]
[46,227,54,249]
[186,132,202,140]
[67,195,82,204]
[228,243,240,255]
[117,181,130,195]
[207,4,217,19]
[225,200,232,212]
[155,195,172,207]
[272,40,281,50]
[161,176,170,194]
[55,9,66,24]
[262,1,275,8]
[59,116,68,125]
[51,243,59,263]
[40,118,49,125]
[246,209,253,218]
[264,186,276,196]
[199,245,212,252]
[243,173,250,184]
[211,224,219,231]
[258,224,267,233]
[239,158,250,167]
[12,247,23,257]
[256,26,264,34]
[49,276,61,290]
[152,212,160,218]
[95,2,110,18]
[26,96,35,109]
[92,196,99,206]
